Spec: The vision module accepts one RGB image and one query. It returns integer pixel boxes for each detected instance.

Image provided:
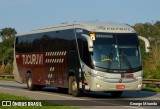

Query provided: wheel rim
[72,81,77,92]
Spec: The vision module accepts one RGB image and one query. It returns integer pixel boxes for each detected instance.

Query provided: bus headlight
[135,75,142,79]
[93,70,98,75]
[96,83,102,88]
[138,84,142,88]
[96,76,101,79]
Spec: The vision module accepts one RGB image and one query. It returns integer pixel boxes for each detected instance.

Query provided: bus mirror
[138,36,150,53]
[81,34,93,52]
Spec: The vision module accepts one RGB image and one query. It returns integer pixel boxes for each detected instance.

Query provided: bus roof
[16,21,136,36]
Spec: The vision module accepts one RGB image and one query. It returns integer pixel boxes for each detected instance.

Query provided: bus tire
[110,91,123,98]
[69,76,82,97]
[26,73,36,91]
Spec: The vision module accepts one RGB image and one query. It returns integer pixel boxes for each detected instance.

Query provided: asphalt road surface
[0,80,160,109]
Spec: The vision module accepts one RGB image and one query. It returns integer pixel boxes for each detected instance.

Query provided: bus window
[77,35,91,67]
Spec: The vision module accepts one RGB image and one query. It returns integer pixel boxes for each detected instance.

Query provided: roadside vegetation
[0,93,78,109]
[133,21,160,79]
[142,85,160,92]
[0,28,16,75]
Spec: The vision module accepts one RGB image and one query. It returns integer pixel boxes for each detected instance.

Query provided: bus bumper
[89,76,142,91]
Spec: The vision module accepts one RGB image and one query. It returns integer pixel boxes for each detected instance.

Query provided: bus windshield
[93,33,142,72]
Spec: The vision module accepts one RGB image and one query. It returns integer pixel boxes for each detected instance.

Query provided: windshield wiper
[121,54,133,72]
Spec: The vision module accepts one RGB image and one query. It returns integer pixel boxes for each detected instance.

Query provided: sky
[0,0,160,42]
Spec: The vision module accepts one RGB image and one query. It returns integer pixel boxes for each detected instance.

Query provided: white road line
[0,86,145,109]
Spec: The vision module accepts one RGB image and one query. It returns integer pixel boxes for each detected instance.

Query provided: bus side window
[78,37,90,67]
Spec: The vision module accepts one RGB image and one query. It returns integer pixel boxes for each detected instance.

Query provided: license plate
[116,85,125,89]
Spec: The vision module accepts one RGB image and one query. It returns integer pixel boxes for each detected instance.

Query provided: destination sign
[95,26,131,31]
[96,34,113,38]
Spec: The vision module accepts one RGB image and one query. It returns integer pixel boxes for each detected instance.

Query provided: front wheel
[26,73,36,91]
[69,76,82,97]
[110,91,123,98]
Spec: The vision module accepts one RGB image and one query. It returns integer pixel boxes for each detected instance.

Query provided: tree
[134,21,160,79]
[0,28,17,41]
[0,27,17,74]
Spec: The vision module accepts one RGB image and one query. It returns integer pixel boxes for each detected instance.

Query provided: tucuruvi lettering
[22,54,43,65]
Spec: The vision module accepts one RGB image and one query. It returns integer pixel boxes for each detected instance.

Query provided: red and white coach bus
[13,21,150,97]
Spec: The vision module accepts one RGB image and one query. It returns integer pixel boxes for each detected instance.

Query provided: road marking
[0,86,145,109]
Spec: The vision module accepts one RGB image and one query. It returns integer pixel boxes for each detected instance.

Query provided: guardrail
[143,79,160,85]
[0,75,14,79]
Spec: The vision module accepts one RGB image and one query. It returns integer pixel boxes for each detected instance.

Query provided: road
[0,80,160,109]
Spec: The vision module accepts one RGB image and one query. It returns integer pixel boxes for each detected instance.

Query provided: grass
[0,93,78,109]
[0,78,14,81]
[142,86,160,92]
[142,84,160,92]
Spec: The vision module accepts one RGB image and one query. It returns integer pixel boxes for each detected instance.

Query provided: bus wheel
[69,76,82,97]
[110,91,123,98]
[26,73,36,91]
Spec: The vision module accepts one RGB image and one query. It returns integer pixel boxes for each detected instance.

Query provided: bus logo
[22,54,43,65]
[76,29,83,33]
[119,79,122,83]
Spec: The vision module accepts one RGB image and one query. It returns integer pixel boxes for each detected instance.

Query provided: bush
[143,44,160,79]
[0,65,5,74]
[4,63,13,74]
[0,63,13,74]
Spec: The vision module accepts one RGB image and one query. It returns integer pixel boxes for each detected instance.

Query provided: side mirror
[138,36,150,53]
[81,34,93,52]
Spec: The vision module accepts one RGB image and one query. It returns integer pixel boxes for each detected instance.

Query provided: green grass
[142,87,160,92]
[0,93,78,109]
[142,84,160,92]
[0,78,14,81]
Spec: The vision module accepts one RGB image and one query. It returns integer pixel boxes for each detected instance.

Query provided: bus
[13,21,150,97]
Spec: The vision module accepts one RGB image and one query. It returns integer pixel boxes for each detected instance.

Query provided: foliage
[133,21,160,79]
[0,28,17,40]
[0,65,5,74]
[3,63,13,74]
[0,28,16,74]
[142,86,160,92]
